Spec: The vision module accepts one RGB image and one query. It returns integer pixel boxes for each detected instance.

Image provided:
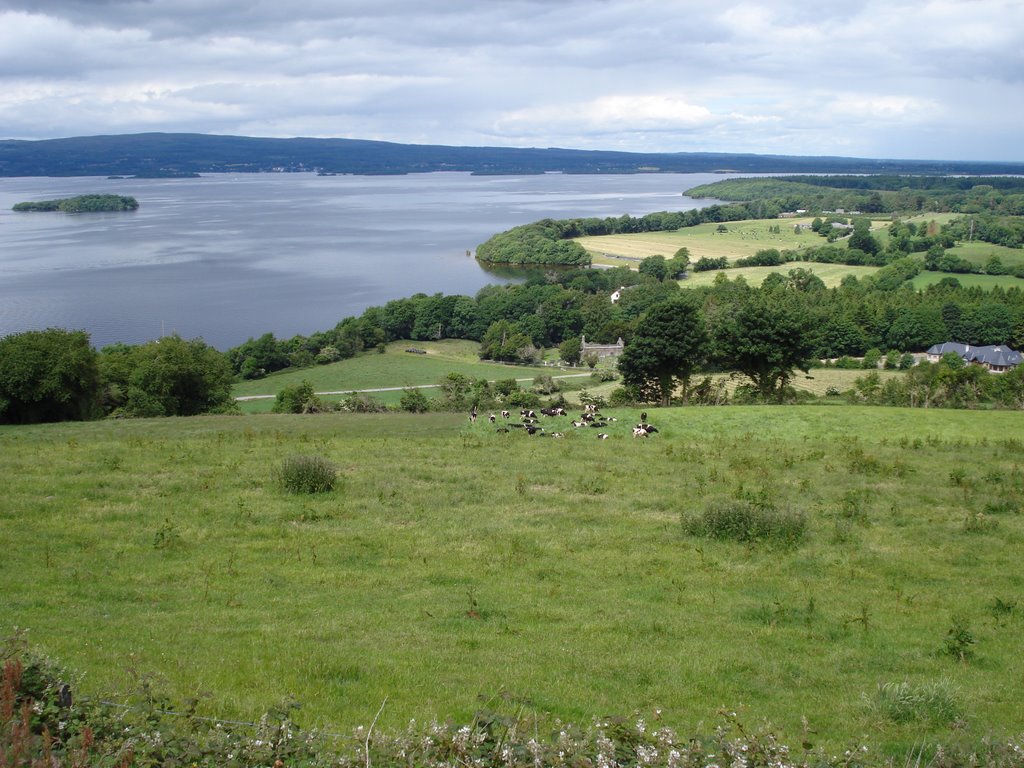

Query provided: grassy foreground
[2,407,1023,757]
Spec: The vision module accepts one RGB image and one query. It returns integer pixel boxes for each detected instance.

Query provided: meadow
[233,340,582,413]
[576,218,821,266]
[3,406,1023,758]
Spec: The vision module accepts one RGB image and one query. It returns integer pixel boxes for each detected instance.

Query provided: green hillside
[3,406,1023,758]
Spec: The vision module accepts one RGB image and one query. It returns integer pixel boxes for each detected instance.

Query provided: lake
[0,172,727,350]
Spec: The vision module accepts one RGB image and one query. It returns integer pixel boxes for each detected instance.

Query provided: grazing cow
[495,426,509,433]
[636,423,659,434]
[597,433,609,440]
[584,404,599,413]
[633,426,649,438]
[501,410,510,419]
[525,425,544,435]
[640,411,647,423]
[550,432,564,438]
[571,420,585,428]
[469,408,477,423]
[520,409,537,419]
[488,413,496,423]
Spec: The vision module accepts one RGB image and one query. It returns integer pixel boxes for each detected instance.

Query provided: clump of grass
[277,454,338,494]
[683,496,807,545]
[866,679,963,725]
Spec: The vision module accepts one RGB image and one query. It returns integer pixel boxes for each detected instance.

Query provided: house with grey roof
[926,341,1023,373]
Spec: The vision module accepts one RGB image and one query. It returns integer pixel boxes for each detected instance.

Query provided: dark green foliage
[0,328,100,423]
[101,334,235,417]
[711,295,816,401]
[692,256,729,271]
[942,616,976,662]
[12,194,139,212]
[735,248,786,267]
[399,387,430,412]
[272,380,324,414]
[683,496,807,545]
[637,254,668,280]
[558,335,582,365]
[475,219,591,266]
[277,455,338,494]
[617,296,709,405]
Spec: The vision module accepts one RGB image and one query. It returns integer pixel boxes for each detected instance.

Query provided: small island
[13,194,139,213]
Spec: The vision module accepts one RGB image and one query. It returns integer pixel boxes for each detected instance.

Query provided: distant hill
[1,132,1022,177]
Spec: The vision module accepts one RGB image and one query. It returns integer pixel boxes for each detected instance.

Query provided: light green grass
[944,241,1024,269]
[680,263,879,288]
[3,407,1024,756]
[910,271,1024,290]
[233,340,582,412]
[577,218,821,266]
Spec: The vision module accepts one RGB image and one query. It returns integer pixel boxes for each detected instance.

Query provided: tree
[273,380,325,413]
[847,219,881,256]
[558,336,582,365]
[616,296,709,406]
[479,320,533,362]
[638,254,668,281]
[0,328,100,424]
[116,335,235,417]
[712,295,816,401]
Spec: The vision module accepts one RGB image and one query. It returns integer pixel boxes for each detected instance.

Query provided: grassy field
[680,263,879,288]
[233,340,584,413]
[577,218,821,266]
[3,406,1023,757]
[910,271,1024,291]
[943,241,1024,269]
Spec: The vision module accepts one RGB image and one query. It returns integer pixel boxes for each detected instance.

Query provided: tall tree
[617,296,709,406]
[0,328,99,424]
[712,295,817,401]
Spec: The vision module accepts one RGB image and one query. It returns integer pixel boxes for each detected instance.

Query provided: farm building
[925,341,1023,373]
[581,335,625,360]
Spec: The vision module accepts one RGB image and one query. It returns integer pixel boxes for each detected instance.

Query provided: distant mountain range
[1,133,1022,177]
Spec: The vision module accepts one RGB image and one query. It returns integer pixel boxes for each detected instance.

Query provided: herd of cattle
[469,405,659,439]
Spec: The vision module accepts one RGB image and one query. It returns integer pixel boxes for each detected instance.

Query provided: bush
[277,455,338,494]
[399,388,430,413]
[683,496,807,545]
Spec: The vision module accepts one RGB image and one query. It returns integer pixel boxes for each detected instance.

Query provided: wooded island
[12,194,139,213]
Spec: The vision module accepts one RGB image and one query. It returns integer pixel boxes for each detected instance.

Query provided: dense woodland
[11,194,139,213]
[4,133,1024,177]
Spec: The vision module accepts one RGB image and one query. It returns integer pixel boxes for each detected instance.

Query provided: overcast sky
[1,0,1021,161]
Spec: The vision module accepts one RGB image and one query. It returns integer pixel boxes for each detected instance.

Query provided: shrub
[399,388,430,413]
[683,496,807,545]
[942,616,975,662]
[277,455,338,494]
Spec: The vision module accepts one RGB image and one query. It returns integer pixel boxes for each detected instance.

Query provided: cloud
[0,0,1021,160]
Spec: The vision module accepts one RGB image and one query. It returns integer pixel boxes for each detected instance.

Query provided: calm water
[0,172,726,350]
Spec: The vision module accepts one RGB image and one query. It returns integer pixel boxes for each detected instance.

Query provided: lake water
[0,172,727,350]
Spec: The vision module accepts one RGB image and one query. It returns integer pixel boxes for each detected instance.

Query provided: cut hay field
[576,218,820,266]
[3,406,1023,757]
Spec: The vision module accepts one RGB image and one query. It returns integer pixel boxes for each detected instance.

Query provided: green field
[910,271,1024,291]
[943,241,1024,269]
[680,263,879,288]
[576,218,821,266]
[3,406,1023,757]
[233,340,584,413]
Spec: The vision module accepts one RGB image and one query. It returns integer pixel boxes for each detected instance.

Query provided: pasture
[576,218,820,266]
[233,340,581,413]
[3,406,1023,757]
[680,263,879,288]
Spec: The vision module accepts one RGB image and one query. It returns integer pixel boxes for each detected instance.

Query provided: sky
[1,0,1022,162]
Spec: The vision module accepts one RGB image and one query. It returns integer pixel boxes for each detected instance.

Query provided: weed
[683,495,806,545]
[838,489,870,524]
[962,511,998,534]
[276,454,338,494]
[153,518,180,550]
[983,498,1020,515]
[949,468,968,487]
[942,616,975,662]
[866,679,963,725]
